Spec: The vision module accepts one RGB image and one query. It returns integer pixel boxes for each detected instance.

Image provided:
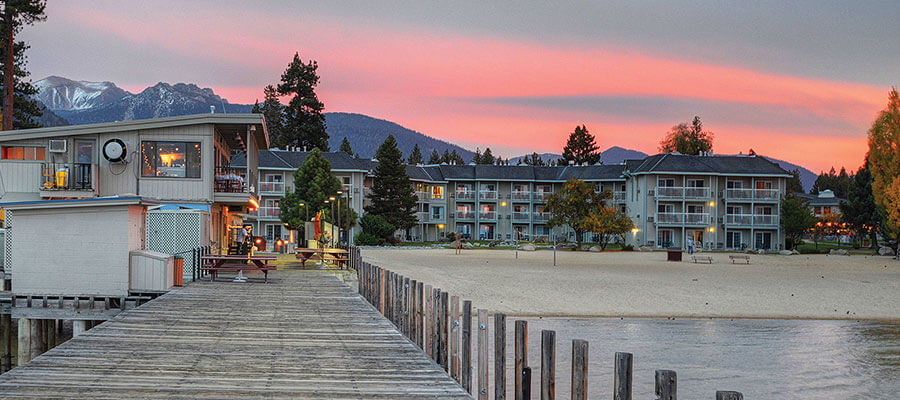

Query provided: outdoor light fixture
[501,201,507,207]
[329,196,336,201]
[248,197,260,208]
[438,224,445,229]
[709,227,716,233]
[337,190,343,195]
[709,201,715,207]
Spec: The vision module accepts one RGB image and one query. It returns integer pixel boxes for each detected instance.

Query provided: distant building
[797,190,845,217]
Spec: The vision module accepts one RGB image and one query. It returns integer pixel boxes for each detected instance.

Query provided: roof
[0,113,269,149]
[797,193,847,206]
[2,196,159,210]
[403,163,627,182]
[626,153,791,176]
[235,150,373,172]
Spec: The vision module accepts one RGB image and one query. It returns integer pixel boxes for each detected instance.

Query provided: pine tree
[450,150,465,165]
[0,0,44,130]
[407,144,423,165]
[479,147,496,165]
[524,152,546,166]
[441,150,451,164]
[280,148,342,233]
[428,149,441,164]
[786,169,804,194]
[562,125,601,165]
[867,88,900,256]
[251,85,283,146]
[276,52,328,150]
[472,148,482,164]
[840,160,881,248]
[658,116,714,155]
[365,135,418,239]
[339,137,354,156]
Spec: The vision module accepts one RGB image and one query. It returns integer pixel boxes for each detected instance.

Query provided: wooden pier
[0,270,472,399]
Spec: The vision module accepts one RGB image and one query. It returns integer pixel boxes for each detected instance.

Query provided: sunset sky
[22,1,899,172]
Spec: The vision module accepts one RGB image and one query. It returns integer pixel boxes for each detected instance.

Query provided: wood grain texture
[0,270,472,399]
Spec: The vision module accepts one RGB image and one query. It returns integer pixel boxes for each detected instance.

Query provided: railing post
[477,308,489,400]
[432,288,441,362]
[515,320,528,400]
[522,367,532,400]
[541,330,555,400]
[461,300,472,393]
[416,281,424,348]
[655,370,676,400]
[409,279,418,341]
[424,284,434,358]
[571,339,588,400]
[614,352,632,400]
[715,391,743,400]
[439,291,449,371]
[450,295,460,381]
[495,312,507,400]
[402,277,410,337]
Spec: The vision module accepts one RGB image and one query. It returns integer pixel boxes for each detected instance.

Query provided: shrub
[622,244,634,251]
[359,214,396,242]
[355,232,380,246]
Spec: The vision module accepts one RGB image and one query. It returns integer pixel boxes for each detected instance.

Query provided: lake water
[477,317,900,399]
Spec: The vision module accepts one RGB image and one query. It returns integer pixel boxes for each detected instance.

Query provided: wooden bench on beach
[729,254,751,264]
[691,255,713,264]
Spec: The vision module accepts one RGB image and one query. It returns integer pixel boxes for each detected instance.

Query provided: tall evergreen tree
[251,85,283,146]
[472,148,482,164]
[407,144,423,165]
[280,148,342,234]
[0,0,44,131]
[840,160,881,248]
[440,149,452,164]
[365,135,418,237]
[562,125,601,165]
[523,152,546,166]
[658,116,714,155]
[339,137,354,156]
[428,149,441,164]
[786,169,804,194]
[478,147,496,165]
[811,166,850,198]
[276,52,328,150]
[450,150,465,165]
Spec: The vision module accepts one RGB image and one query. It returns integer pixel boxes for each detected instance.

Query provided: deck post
[30,319,44,358]
[424,284,434,357]
[416,281,424,348]
[409,279,418,342]
[403,277,410,336]
[0,314,10,372]
[541,330,556,400]
[715,391,743,400]
[477,308,489,400]
[515,320,528,400]
[461,300,473,392]
[72,320,87,337]
[17,318,31,366]
[571,339,588,400]
[614,352,633,400]
[432,288,441,362]
[439,291,449,371]
[495,312,507,400]
[655,370,677,400]
[450,295,460,381]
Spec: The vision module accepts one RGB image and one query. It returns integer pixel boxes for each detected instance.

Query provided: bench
[691,255,713,264]
[729,254,751,264]
[199,265,276,282]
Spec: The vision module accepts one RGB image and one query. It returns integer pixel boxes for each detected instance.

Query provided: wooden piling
[17,318,31,366]
[571,339,588,400]
[424,284,434,358]
[655,370,677,400]
[515,320,528,400]
[450,295,460,380]
[432,288,441,362]
[416,281,424,348]
[614,352,633,400]
[30,319,43,359]
[461,300,473,393]
[522,367,532,400]
[541,330,556,400]
[0,314,9,372]
[495,312,507,400]
[715,391,743,400]
[409,279,418,342]
[439,291,449,371]
[477,308,489,400]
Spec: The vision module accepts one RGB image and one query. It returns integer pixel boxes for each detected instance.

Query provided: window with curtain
[141,141,201,178]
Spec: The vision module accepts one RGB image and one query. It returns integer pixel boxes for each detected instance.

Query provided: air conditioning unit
[48,139,67,153]
[648,190,655,196]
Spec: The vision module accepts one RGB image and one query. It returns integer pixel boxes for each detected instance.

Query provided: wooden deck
[0,270,472,399]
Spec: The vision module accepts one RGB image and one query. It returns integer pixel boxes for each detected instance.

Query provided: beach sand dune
[362,249,900,320]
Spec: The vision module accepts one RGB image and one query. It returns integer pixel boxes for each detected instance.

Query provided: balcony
[456,191,476,201]
[259,181,284,194]
[533,192,552,202]
[416,192,429,202]
[512,211,531,221]
[613,191,626,202]
[533,212,552,222]
[479,211,497,220]
[40,163,97,198]
[456,211,475,220]
[724,214,778,226]
[753,215,778,226]
[656,187,710,199]
[724,188,780,201]
[214,166,256,205]
[656,213,709,225]
[257,207,280,218]
[511,191,531,201]
[416,212,445,223]
[478,191,498,201]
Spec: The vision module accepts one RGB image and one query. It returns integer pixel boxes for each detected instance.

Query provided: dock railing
[349,245,745,399]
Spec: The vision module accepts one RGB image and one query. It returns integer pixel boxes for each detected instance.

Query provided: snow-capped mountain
[35,77,253,125]
[35,76,129,111]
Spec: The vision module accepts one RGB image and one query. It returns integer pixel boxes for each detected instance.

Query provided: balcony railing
[479,191,498,200]
[257,207,280,218]
[753,215,778,226]
[533,212,552,222]
[479,211,497,220]
[656,187,710,199]
[724,214,778,226]
[656,213,709,225]
[512,212,531,221]
[214,166,248,193]
[724,188,780,201]
[511,191,531,201]
[40,163,94,191]
[416,212,445,222]
[613,191,626,202]
[456,191,476,200]
[416,192,429,202]
[259,181,284,194]
[456,211,475,220]
[533,192,552,202]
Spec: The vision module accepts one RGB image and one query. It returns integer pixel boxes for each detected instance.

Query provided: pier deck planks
[0,271,472,399]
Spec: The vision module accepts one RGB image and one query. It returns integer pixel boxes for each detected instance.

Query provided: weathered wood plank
[541,330,555,400]
[477,308,489,400]
[571,339,588,400]
[515,320,528,400]
[495,312,507,400]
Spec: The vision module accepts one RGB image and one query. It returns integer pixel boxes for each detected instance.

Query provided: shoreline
[488,313,900,322]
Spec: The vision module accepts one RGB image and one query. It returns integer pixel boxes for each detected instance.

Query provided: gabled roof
[402,163,627,182]
[235,150,373,171]
[626,153,791,176]
[796,193,847,206]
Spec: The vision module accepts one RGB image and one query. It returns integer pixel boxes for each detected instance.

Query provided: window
[823,206,832,215]
[343,177,350,184]
[657,204,674,213]
[264,174,283,182]
[432,185,444,199]
[756,180,773,190]
[727,232,742,249]
[141,141,201,178]
[726,206,741,215]
[686,204,704,214]
[687,179,705,187]
[265,224,282,241]
[814,206,822,215]
[1,146,45,160]
[432,206,444,220]
[657,179,675,187]
[726,180,743,189]
[657,230,674,248]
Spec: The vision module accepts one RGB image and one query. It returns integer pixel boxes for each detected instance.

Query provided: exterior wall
[10,204,145,296]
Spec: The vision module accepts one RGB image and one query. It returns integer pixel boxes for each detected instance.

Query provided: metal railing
[656,187,710,199]
[533,192,552,202]
[724,214,778,226]
[511,212,530,221]
[753,215,778,226]
[656,213,709,224]
[214,166,248,193]
[456,191,476,200]
[478,191,498,200]
[259,181,284,194]
[511,191,531,201]
[724,188,780,201]
[257,207,280,218]
[613,191,626,201]
[456,211,475,220]
[479,211,497,220]
[533,212,552,222]
[40,163,94,191]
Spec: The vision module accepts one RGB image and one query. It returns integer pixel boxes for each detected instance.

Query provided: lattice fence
[146,210,208,282]
[2,211,11,272]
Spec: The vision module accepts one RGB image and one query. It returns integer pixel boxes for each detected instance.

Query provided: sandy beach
[362,248,900,320]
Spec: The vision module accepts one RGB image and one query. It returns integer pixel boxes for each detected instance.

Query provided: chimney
[210,105,215,114]
[568,160,575,166]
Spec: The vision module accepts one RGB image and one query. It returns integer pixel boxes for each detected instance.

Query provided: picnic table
[200,254,277,282]
[295,248,350,269]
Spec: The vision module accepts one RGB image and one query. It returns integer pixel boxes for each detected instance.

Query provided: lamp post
[298,202,306,247]
[336,191,343,246]
[329,196,336,247]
